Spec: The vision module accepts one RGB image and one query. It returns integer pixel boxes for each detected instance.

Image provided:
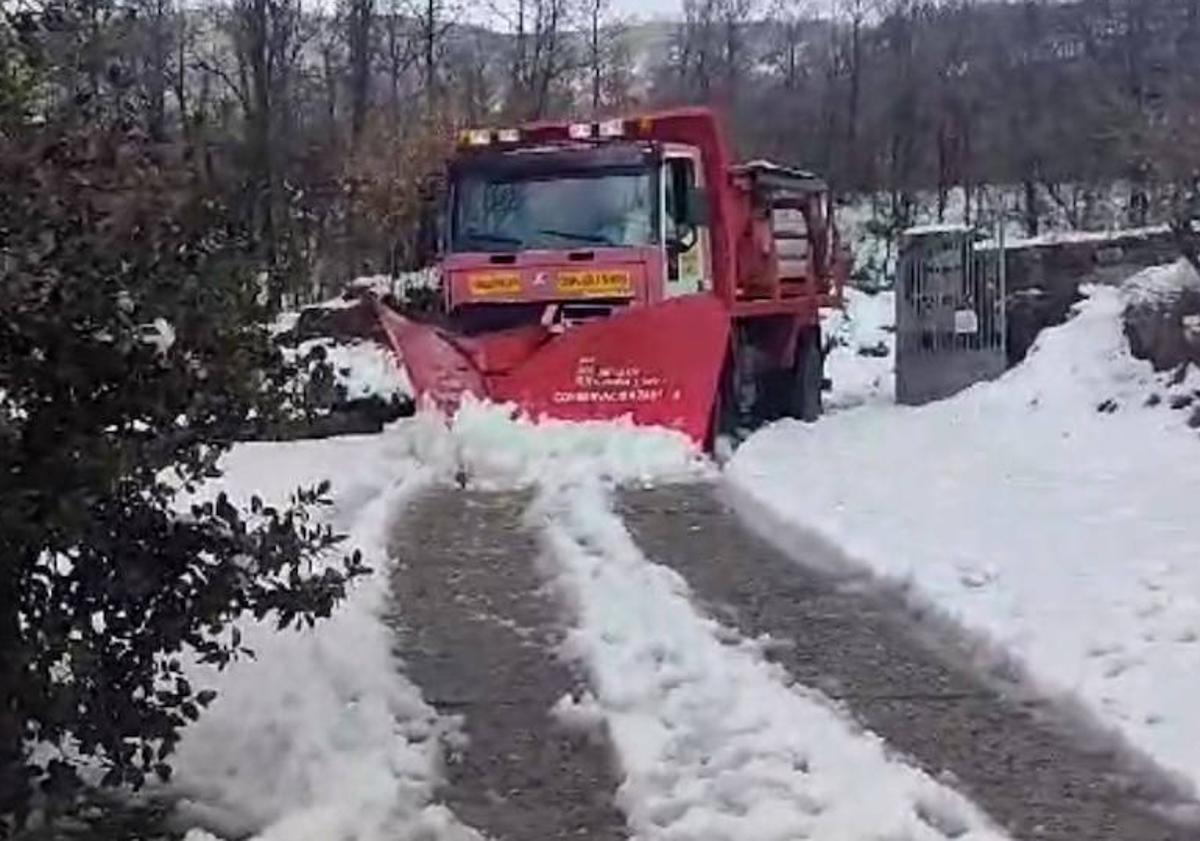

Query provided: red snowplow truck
[373,107,848,445]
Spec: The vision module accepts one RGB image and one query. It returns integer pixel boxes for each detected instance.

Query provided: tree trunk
[0,567,28,831]
[1023,178,1039,237]
[847,12,863,187]
[590,0,601,112]
[424,0,436,115]
[348,0,374,144]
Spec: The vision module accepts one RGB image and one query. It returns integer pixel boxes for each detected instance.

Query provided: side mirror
[668,223,698,254]
[684,188,711,227]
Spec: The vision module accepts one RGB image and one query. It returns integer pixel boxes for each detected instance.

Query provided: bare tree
[344,0,374,142]
[500,0,576,119]
[766,0,811,91]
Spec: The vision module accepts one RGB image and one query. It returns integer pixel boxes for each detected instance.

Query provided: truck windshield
[451,170,658,252]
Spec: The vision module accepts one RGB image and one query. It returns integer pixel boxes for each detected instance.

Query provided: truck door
[662,150,709,297]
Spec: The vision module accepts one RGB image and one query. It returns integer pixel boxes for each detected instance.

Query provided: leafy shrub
[0,124,369,832]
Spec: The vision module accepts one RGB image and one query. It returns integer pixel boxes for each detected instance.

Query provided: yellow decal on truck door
[556,269,633,297]
[468,271,522,296]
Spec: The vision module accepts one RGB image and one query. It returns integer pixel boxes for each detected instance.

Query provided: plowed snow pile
[822,286,895,409]
[171,432,479,841]
[535,483,1009,841]
[174,398,1015,840]
[170,404,707,841]
[730,262,1200,795]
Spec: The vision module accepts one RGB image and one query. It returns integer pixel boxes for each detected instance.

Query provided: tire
[789,328,823,422]
[713,341,745,442]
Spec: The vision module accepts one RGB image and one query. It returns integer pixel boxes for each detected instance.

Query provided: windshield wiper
[463,229,522,248]
[537,227,616,246]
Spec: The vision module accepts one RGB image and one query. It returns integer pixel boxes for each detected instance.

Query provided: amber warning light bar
[457,119,632,148]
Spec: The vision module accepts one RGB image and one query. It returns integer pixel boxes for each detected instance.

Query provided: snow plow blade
[373,295,731,445]
[372,302,489,412]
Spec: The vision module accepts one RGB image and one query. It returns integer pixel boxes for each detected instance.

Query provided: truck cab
[442,125,714,334]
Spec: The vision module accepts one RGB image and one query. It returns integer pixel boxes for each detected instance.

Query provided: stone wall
[982,227,1180,364]
[1121,260,1200,373]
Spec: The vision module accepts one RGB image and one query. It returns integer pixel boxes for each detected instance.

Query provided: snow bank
[170,430,479,841]
[296,337,414,402]
[400,399,710,491]
[166,402,703,840]
[350,269,440,302]
[534,482,1009,841]
[1123,258,1200,308]
[730,278,1200,795]
[979,223,1171,252]
[822,287,895,410]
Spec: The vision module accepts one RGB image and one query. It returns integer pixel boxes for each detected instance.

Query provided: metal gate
[895,226,1006,405]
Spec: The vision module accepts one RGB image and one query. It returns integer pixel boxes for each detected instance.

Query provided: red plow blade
[373,295,731,445]
[372,303,489,412]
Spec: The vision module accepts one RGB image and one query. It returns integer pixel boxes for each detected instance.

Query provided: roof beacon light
[496,128,520,143]
[567,122,593,140]
[597,118,624,138]
[465,128,492,147]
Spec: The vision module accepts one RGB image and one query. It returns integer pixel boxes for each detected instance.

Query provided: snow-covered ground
[168,405,707,840]
[170,431,479,841]
[350,268,440,303]
[536,481,1010,841]
[170,396,1023,840]
[172,255,1200,836]
[293,337,414,403]
[730,260,1200,799]
[822,287,895,410]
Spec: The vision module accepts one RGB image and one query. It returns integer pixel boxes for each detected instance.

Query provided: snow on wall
[534,481,1010,841]
[838,182,1173,288]
[1123,259,1200,308]
[729,269,1200,797]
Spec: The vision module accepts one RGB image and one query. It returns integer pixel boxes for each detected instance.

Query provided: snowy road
[389,488,628,841]
[380,477,1199,840]
[618,483,1197,841]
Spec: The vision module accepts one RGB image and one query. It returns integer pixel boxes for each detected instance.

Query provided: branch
[1040,180,1079,230]
[192,58,251,113]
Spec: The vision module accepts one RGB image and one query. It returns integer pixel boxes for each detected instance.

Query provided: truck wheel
[713,342,743,441]
[789,328,823,422]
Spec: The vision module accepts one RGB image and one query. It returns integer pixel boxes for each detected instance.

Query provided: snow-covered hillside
[730,261,1200,799]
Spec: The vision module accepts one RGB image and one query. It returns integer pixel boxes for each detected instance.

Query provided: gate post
[895,225,1007,405]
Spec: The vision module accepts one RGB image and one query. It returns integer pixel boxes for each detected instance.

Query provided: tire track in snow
[616,482,1199,841]
[388,487,629,841]
[534,479,1010,841]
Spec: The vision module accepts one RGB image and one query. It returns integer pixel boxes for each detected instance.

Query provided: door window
[663,157,705,294]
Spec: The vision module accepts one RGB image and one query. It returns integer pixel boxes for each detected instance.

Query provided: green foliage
[0,122,369,832]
